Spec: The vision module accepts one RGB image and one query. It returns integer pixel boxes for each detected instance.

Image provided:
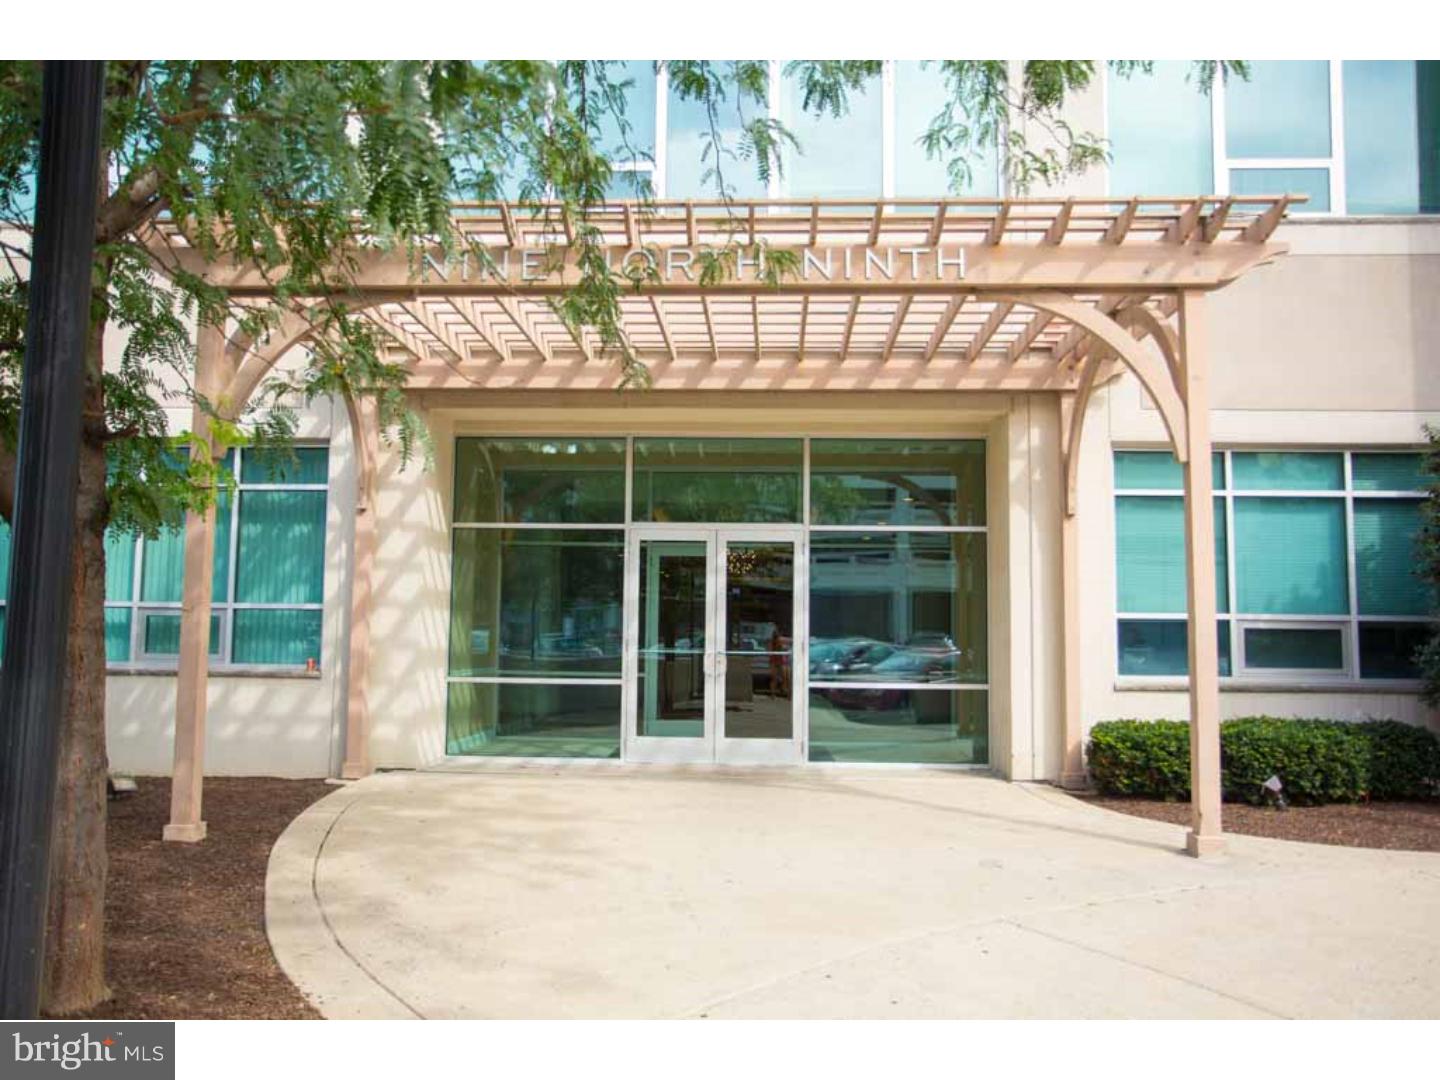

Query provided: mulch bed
[66,776,333,1020]
[1082,795,1440,853]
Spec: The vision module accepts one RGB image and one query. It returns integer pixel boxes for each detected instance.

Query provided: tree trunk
[40,315,111,1015]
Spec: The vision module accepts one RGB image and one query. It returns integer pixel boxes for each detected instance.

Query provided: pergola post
[164,321,230,843]
[340,392,379,779]
[1057,392,1087,789]
[1177,290,1224,857]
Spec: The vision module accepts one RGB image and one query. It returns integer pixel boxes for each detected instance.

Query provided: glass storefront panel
[632,438,802,523]
[808,688,987,764]
[635,539,708,738]
[809,532,986,684]
[453,438,626,525]
[723,541,794,740]
[447,681,621,758]
[810,439,985,527]
[449,528,624,678]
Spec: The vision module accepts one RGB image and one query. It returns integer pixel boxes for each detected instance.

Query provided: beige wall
[361,391,1069,779]
[104,394,359,778]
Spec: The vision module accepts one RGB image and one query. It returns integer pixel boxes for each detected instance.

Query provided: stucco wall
[104,395,358,778]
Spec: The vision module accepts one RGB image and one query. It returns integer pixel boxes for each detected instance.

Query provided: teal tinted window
[448,528,624,679]
[633,438,801,523]
[235,491,326,604]
[780,65,882,197]
[1234,497,1347,614]
[809,533,987,684]
[454,438,626,524]
[1230,168,1330,212]
[808,688,986,765]
[666,62,768,199]
[893,62,998,197]
[1243,626,1344,671]
[1359,622,1428,680]
[0,520,10,602]
[104,609,132,663]
[595,60,656,165]
[240,447,329,485]
[1115,496,1228,613]
[1343,62,1440,215]
[1116,619,1232,677]
[1231,451,1342,491]
[447,681,621,758]
[1353,499,1427,616]
[1114,450,1224,491]
[104,527,136,601]
[139,527,184,602]
[141,611,221,658]
[1352,452,1426,492]
[232,609,322,666]
[810,439,985,527]
[1107,61,1213,197]
[1225,61,1331,158]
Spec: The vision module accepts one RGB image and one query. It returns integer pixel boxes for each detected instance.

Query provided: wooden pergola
[145,195,1293,857]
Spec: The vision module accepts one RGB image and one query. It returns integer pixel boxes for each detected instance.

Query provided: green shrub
[1349,720,1440,800]
[1086,720,1191,800]
[1220,717,1367,805]
[1086,717,1440,804]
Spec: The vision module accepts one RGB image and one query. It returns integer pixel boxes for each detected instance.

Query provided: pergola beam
[496,297,555,362]
[923,293,968,361]
[965,301,1013,361]
[881,295,913,361]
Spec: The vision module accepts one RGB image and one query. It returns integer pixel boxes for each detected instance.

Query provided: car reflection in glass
[808,637,897,679]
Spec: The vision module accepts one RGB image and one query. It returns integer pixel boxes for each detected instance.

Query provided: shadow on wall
[105,674,336,778]
[366,419,452,769]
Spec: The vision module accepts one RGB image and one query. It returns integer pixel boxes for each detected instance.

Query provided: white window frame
[1115,447,1433,687]
[105,443,329,673]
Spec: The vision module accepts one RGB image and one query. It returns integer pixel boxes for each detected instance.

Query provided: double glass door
[625,527,802,764]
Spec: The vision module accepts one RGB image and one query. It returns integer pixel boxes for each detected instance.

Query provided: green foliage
[1087,717,1440,804]
[1419,425,1440,706]
[1221,717,1369,805]
[1086,719,1192,799]
[0,58,1235,539]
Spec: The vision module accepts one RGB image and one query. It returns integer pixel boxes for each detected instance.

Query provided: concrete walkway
[266,766,1440,1019]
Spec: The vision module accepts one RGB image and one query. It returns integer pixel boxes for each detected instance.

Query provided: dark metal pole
[0,60,105,1019]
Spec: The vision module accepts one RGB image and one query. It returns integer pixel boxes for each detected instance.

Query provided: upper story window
[1108,60,1440,215]
[779,66,884,198]
[620,61,1001,202]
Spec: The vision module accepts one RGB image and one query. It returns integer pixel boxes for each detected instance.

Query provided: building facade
[28,59,1434,780]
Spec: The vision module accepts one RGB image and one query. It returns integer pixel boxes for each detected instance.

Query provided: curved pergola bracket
[1115,303,1181,392]
[996,291,1188,464]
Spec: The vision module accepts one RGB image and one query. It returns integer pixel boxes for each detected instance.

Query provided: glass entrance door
[625,527,802,764]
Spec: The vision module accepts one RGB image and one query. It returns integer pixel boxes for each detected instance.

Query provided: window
[780,65,884,198]
[1108,60,1440,215]
[105,446,329,669]
[893,62,999,198]
[632,438,801,523]
[595,60,657,200]
[808,439,988,764]
[1107,61,1214,197]
[665,61,769,200]
[1115,449,1433,682]
[447,438,626,758]
[594,61,1003,201]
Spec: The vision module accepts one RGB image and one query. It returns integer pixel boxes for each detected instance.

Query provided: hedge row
[1086,717,1440,804]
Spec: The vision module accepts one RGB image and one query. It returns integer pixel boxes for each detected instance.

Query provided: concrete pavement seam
[310,787,428,1020]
